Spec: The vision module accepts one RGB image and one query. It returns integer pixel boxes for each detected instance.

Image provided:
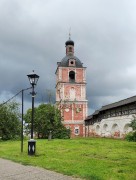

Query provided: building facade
[85,96,135,138]
[55,38,88,137]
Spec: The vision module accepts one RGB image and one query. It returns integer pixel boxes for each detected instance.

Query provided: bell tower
[55,38,88,137]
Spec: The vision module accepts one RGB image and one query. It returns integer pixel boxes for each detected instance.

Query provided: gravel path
[0,158,81,180]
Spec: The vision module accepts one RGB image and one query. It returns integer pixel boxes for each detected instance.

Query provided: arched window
[103,124,108,132]
[69,71,75,82]
[111,124,119,133]
[111,124,120,137]
[96,125,100,135]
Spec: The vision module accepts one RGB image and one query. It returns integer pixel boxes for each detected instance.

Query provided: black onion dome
[65,39,74,46]
[59,55,83,67]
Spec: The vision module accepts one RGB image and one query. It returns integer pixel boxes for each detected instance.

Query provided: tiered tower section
[55,38,88,137]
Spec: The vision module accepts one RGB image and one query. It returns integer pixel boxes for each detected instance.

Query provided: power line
[0,87,32,107]
[0,90,22,107]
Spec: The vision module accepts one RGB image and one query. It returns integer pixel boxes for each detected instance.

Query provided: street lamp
[21,87,32,153]
[27,70,39,155]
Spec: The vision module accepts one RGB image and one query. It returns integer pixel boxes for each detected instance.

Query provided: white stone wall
[88,115,134,138]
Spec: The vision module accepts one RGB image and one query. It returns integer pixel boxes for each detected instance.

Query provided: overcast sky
[0,0,136,114]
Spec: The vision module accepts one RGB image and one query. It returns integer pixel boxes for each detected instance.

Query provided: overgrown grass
[0,138,136,180]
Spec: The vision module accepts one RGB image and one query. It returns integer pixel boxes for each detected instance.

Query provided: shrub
[125,131,136,142]
[52,126,71,139]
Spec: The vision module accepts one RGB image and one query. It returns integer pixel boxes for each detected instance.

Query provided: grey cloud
[0,0,136,114]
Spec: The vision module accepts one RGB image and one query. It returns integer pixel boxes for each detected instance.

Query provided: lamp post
[27,70,39,155]
[21,87,32,153]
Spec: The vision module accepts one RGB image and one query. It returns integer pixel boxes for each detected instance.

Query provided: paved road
[0,158,81,180]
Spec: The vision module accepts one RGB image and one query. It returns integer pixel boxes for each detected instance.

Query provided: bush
[52,126,71,139]
[125,131,136,142]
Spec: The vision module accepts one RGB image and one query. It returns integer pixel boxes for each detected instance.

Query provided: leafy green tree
[129,115,136,130]
[24,103,70,139]
[125,116,136,142]
[0,101,21,140]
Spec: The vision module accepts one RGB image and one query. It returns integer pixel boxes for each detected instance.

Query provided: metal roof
[58,55,83,68]
[86,95,136,121]
[65,39,74,46]
[85,115,92,120]
[100,95,136,111]
[92,110,99,115]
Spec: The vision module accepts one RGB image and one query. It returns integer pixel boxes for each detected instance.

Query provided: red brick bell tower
[55,38,88,137]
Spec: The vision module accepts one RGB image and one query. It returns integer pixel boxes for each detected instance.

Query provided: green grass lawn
[0,138,136,180]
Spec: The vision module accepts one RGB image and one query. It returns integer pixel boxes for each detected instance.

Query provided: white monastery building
[85,96,135,138]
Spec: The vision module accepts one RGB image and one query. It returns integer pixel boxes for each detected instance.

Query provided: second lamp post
[27,70,39,155]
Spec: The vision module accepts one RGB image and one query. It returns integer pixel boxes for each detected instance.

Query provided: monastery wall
[85,115,133,138]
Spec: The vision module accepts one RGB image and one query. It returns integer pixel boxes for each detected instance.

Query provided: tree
[125,116,136,142]
[0,101,21,140]
[129,115,136,130]
[24,103,70,139]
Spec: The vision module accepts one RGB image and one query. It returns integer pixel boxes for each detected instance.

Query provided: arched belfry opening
[69,71,75,82]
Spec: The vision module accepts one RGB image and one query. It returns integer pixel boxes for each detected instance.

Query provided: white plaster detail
[59,68,62,81]
[63,120,84,124]
[62,84,64,99]
[75,69,77,82]
[72,104,74,121]
[70,87,75,100]
[65,108,69,112]
[81,85,83,99]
